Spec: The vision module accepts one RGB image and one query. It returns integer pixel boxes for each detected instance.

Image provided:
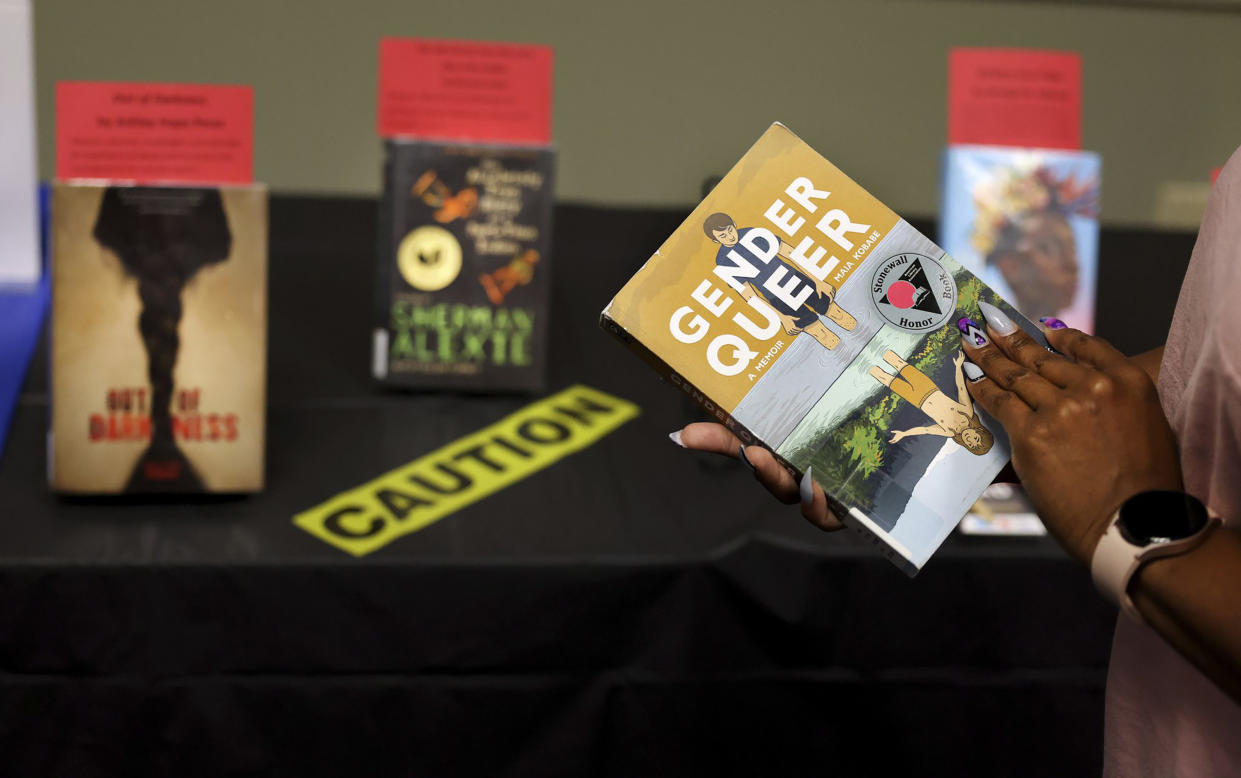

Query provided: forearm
[1128,345,1165,385]
[1130,523,1241,704]
[900,425,948,438]
[1108,343,1238,698]
[955,375,970,407]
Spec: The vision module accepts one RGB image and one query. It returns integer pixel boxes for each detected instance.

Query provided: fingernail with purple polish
[1039,317,1068,330]
[962,360,985,383]
[957,317,989,347]
[979,301,1018,336]
[739,445,756,472]
[800,466,815,507]
[669,430,685,448]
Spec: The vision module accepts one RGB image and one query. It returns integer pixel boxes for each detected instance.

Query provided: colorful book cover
[374,140,555,392]
[50,182,267,493]
[959,482,1046,536]
[939,145,1100,332]
[939,145,1100,535]
[601,124,1053,575]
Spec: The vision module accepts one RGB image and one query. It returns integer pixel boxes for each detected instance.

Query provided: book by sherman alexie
[601,123,1052,574]
[374,140,555,392]
[50,182,267,493]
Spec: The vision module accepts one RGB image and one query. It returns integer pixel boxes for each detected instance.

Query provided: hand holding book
[672,308,1184,571]
[960,304,1184,565]
[670,423,843,533]
[604,124,1046,573]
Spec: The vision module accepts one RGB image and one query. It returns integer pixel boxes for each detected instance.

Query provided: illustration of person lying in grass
[869,349,995,455]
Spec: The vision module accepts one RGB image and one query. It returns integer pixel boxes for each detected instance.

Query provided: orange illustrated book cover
[601,124,1052,574]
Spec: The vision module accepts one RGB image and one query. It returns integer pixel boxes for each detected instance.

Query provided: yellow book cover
[50,182,268,494]
[601,124,1051,574]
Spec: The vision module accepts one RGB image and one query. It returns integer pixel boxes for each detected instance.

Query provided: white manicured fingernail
[962,361,985,382]
[800,466,815,507]
[739,445,756,472]
[978,301,1017,336]
[669,430,685,448]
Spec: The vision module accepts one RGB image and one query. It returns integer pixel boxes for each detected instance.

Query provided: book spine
[526,147,556,393]
[372,140,397,381]
[598,309,750,432]
[600,309,919,576]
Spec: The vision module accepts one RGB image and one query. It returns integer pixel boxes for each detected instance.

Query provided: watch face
[1117,490,1210,546]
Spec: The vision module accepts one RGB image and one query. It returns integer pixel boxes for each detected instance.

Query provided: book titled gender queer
[601,123,1050,575]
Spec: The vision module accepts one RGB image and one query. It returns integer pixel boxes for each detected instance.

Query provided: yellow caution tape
[293,384,640,556]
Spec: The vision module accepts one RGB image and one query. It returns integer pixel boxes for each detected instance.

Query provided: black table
[0,198,1196,776]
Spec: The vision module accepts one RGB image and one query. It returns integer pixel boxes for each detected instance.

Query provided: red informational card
[378,37,553,145]
[56,82,253,184]
[948,48,1081,150]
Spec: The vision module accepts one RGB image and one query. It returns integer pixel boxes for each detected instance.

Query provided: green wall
[33,0,1241,227]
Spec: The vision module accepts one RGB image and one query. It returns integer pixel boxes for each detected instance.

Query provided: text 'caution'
[293,384,639,556]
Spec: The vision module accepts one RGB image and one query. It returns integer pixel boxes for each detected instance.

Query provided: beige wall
[33,0,1241,227]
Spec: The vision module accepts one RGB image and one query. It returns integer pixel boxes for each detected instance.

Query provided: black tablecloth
[0,197,1196,776]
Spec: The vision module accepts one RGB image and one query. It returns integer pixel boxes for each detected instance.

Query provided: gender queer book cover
[374,140,555,392]
[939,145,1100,332]
[602,123,1052,575]
[50,182,268,494]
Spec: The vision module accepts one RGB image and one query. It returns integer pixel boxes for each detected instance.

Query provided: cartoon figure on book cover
[870,348,994,455]
[411,170,478,224]
[703,212,856,350]
[480,249,539,305]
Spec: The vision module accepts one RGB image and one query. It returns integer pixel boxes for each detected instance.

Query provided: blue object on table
[0,184,51,460]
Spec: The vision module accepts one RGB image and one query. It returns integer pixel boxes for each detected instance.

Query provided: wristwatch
[1090,490,1220,623]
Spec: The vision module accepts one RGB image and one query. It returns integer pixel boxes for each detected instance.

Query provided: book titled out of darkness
[50,182,268,494]
[374,140,555,392]
[601,123,1054,575]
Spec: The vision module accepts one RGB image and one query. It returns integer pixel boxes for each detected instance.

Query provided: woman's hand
[889,430,907,444]
[962,303,1184,565]
[671,422,843,532]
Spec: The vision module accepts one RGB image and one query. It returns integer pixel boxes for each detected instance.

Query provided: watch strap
[1091,510,1221,624]
[1091,520,1144,622]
